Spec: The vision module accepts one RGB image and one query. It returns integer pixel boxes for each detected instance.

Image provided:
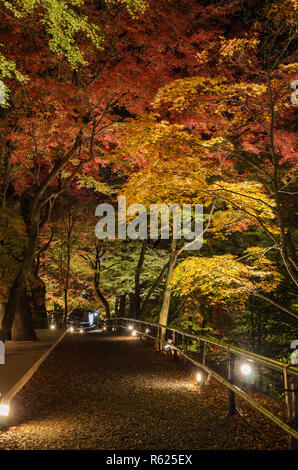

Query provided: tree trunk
[63,210,74,324]
[0,135,82,341]
[0,228,39,341]
[30,274,48,328]
[158,238,178,347]
[94,280,110,318]
[64,284,69,324]
[93,247,110,318]
[115,296,119,316]
[30,226,53,328]
[129,293,135,317]
[141,261,169,315]
[119,294,126,316]
[11,286,36,341]
[0,302,5,327]
[135,240,147,319]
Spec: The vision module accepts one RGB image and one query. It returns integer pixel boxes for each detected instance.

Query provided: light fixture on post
[128,325,133,331]
[164,339,173,358]
[0,401,10,426]
[69,326,74,333]
[240,363,252,376]
[196,371,206,389]
[50,324,56,330]
[79,328,84,334]
[239,362,255,393]
[0,402,9,417]
[145,328,150,334]
[132,330,137,337]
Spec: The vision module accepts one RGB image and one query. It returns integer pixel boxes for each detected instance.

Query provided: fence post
[157,326,161,351]
[140,321,143,341]
[182,335,188,365]
[289,376,298,450]
[200,340,205,365]
[284,368,298,450]
[228,351,236,415]
[172,331,177,360]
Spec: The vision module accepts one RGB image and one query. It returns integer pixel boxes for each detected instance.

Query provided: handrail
[108,317,298,378]
[103,316,298,443]
[170,344,298,441]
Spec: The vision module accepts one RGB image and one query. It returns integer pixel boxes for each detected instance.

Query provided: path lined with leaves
[0,332,288,450]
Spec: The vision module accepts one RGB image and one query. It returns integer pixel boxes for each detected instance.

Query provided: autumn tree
[0,0,219,339]
[0,0,149,340]
[114,0,298,333]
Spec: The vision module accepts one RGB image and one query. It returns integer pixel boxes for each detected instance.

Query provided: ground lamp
[0,401,10,426]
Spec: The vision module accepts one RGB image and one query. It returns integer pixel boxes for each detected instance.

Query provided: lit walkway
[0,329,65,399]
[0,332,288,449]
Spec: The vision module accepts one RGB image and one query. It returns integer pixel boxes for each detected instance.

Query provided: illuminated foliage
[171,254,282,307]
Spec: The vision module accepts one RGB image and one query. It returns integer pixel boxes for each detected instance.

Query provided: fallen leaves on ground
[0,334,289,450]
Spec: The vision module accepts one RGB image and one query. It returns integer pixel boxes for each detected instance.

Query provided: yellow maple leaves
[171,253,282,307]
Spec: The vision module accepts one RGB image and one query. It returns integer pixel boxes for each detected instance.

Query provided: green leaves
[106,0,147,17]
[99,240,169,296]
[0,52,28,107]
[41,0,104,68]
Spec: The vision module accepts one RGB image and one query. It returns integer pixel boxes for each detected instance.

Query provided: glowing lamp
[50,324,56,330]
[128,325,133,331]
[132,330,137,337]
[196,373,202,383]
[69,326,74,333]
[240,363,252,376]
[0,402,10,417]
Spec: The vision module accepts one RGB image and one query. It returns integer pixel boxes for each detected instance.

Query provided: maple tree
[0,0,152,339]
[113,0,298,334]
[171,253,282,310]
[0,0,223,339]
[116,114,283,333]
[0,0,296,357]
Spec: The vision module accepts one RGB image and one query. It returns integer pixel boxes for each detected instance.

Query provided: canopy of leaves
[171,253,282,308]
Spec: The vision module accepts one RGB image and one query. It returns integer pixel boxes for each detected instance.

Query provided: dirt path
[0,332,289,450]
